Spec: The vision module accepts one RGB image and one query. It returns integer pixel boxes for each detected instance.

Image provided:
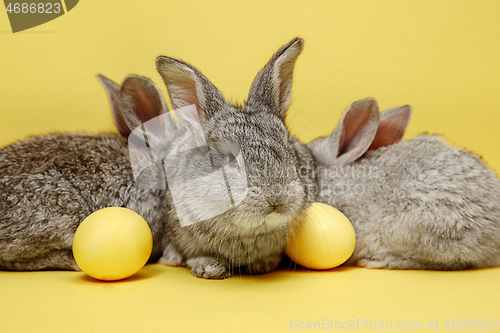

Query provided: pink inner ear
[167,69,204,121]
[338,107,375,157]
[113,102,132,137]
[368,109,410,151]
[129,85,163,124]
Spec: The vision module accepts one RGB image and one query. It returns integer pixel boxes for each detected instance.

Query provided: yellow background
[1,1,499,332]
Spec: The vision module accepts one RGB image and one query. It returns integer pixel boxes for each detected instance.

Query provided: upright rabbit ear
[118,75,168,131]
[97,75,131,137]
[156,57,226,122]
[368,105,412,150]
[336,98,380,165]
[308,98,380,166]
[246,38,304,121]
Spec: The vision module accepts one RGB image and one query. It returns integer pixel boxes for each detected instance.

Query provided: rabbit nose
[265,196,287,212]
[264,185,288,212]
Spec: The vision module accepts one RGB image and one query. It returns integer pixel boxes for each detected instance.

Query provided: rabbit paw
[357,257,391,269]
[187,257,230,279]
[158,243,186,267]
[244,256,282,275]
[357,254,424,269]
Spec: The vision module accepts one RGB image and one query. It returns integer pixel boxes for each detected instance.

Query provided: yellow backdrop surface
[1,1,499,332]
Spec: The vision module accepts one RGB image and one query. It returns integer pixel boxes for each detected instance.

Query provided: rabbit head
[156,38,316,233]
[308,98,412,167]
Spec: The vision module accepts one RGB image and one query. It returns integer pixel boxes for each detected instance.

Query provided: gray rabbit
[0,74,176,271]
[308,98,500,270]
[0,38,316,279]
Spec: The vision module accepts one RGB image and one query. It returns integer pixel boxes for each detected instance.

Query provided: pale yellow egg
[286,202,356,270]
[72,207,153,281]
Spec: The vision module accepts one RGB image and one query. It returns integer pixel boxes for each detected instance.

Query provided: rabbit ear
[156,57,226,121]
[97,75,132,137]
[246,38,304,121]
[308,98,380,166]
[368,105,412,150]
[118,75,168,131]
[336,98,380,165]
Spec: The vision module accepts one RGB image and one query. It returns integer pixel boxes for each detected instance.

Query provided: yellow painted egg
[286,202,356,270]
[72,207,153,281]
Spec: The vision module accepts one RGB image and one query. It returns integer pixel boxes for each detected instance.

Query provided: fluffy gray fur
[0,38,316,279]
[0,75,173,271]
[155,38,315,278]
[309,98,500,270]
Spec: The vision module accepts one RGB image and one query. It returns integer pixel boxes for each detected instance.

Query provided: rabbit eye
[228,153,240,170]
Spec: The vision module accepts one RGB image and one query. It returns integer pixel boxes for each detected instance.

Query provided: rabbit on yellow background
[1,38,500,278]
[309,98,500,270]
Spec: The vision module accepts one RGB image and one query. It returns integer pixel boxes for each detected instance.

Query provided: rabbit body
[310,99,500,270]
[0,134,169,270]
